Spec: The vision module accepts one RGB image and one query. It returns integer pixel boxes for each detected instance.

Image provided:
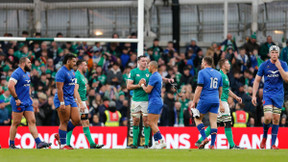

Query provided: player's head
[269,45,280,61]
[63,53,77,69]
[148,61,158,73]
[137,55,147,69]
[19,57,32,72]
[201,56,214,69]
[77,59,87,73]
[218,58,230,72]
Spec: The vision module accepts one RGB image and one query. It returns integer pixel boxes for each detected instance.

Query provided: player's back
[55,66,76,98]
[198,67,222,103]
[148,72,162,104]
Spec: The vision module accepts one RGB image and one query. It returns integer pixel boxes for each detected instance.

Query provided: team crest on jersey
[136,74,140,77]
[146,74,149,77]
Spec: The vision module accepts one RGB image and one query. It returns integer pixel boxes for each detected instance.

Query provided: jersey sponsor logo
[24,80,31,87]
[146,74,149,77]
[136,74,140,77]
[69,78,77,85]
[267,70,279,77]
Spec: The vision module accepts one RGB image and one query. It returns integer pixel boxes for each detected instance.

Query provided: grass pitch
[0,149,287,162]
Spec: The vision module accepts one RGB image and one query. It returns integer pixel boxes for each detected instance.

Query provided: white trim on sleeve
[10,77,18,84]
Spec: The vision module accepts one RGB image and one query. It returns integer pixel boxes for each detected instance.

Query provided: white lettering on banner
[14,133,22,148]
[239,134,251,149]
[112,134,126,149]
[75,134,88,149]
[252,135,261,149]
[104,133,112,148]
[239,134,278,149]
[163,134,190,149]
[21,133,34,148]
[216,134,228,149]
[179,134,190,149]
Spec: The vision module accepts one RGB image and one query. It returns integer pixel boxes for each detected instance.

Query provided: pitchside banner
[0,126,287,149]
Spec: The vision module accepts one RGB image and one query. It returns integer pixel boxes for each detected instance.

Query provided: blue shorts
[263,95,283,109]
[54,96,78,108]
[196,101,219,114]
[12,103,33,113]
[148,103,163,114]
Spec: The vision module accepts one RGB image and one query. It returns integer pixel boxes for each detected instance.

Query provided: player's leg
[57,105,71,148]
[23,109,52,149]
[142,101,150,148]
[130,101,141,148]
[194,102,210,149]
[208,112,218,149]
[9,111,23,149]
[271,106,281,149]
[148,113,166,149]
[261,105,273,149]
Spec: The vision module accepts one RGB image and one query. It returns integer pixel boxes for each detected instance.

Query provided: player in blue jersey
[141,61,166,149]
[252,45,288,150]
[8,57,51,149]
[54,54,81,150]
[190,56,223,149]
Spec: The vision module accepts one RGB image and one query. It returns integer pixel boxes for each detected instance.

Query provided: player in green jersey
[66,59,104,149]
[195,58,243,149]
[127,56,173,148]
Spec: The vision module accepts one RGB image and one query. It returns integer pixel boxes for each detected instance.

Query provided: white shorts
[217,101,232,122]
[78,101,89,115]
[131,100,148,117]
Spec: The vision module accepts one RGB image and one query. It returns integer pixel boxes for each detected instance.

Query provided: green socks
[83,127,96,146]
[197,126,211,143]
[225,128,235,147]
[144,127,151,146]
[66,130,73,146]
[133,126,140,146]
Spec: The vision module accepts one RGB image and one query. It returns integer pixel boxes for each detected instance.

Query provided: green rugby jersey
[75,70,88,101]
[128,68,151,102]
[220,69,229,102]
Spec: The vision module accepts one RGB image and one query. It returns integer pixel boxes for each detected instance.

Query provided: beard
[24,65,31,72]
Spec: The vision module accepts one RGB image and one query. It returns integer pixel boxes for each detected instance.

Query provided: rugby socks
[263,123,271,138]
[35,137,41,146]
[197,123,207,140]
[132,126,140,146]
[225,128,235,147]
[59,129,67,145]
[67,121,76,132]
[66,130,73,146]
[154,131,162,141]
[271,124,279,146]
[9,140,15,146]
[83,127,96,146]
[210,128,218,146]
[144,127,151,145]
[197,126,211,143]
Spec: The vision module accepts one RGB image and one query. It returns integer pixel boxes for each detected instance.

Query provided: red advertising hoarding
[0,126,287,149]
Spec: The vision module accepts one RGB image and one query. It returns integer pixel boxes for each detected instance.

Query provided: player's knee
[272,118,280,124]
[12,120,21,127]
[224,122,231,128]
[28,118,36,125]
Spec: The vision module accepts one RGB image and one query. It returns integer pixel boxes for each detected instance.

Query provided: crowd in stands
[0,31,287,127]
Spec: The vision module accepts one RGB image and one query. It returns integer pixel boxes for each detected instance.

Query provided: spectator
[232,103,249,127]
[242,33,260,55]
[91,114,101,126]
[280,114,287,127]
[185,38,200,57]
[120,47,130,68]
[259,35,275,61]
[163,91,176,126]
[280,40,288,64]
[221,33,238,52]
[150,38,163,62]
[180,67,193,87]
[0,100,10,125]
[236,48,250,73]
[0,89,12,119]
[103,101,121,126]
[106,63,122,86]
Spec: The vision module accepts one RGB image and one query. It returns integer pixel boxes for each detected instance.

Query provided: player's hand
[15,99,21,106]
[219,102,225,113]
[79,103,85,113]
[190,102,195,110]
[138,79,146,86]
[236,96,242,103]
[59,105,65,112]
[167,78,174,83]
[275,59,282,69]
[251,96,257,106]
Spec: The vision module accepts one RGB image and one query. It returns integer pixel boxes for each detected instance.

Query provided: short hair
[63,54,76,64]
[203,56,214,66]
[149,61,158,68]
[19,57,28,64]
[22,31,29,35]
[76,59,86,66]
[137,55,146,61]
[218,59,228,69]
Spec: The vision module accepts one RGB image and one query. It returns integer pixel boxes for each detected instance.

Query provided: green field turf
[0,149,287,162]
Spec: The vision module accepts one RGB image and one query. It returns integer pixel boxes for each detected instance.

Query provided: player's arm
[74,84,85,112]
[275,60,288,82]
[56,82,64,103]
[251,75,262,106]
[191,85,203,106]
[127,80,141,90]
[7,79,21,106]
[229,90,242,103]
[141,84,153,94]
